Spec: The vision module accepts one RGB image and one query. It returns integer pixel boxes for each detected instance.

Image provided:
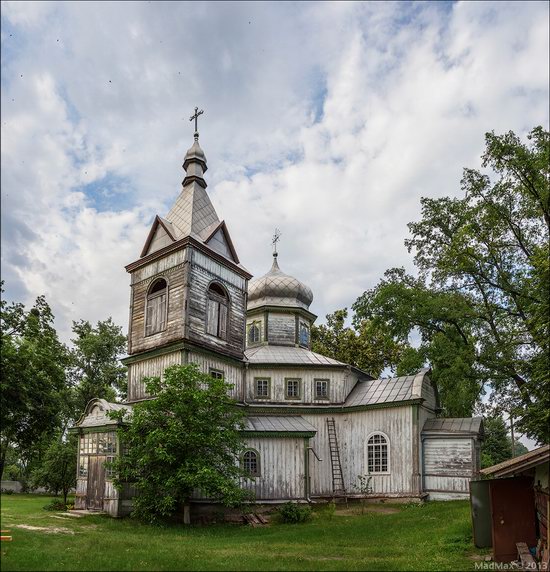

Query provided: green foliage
[109,364,251,524]
[352,127,550,440]
[43,499,69,512]
[1,494,487,571]
[311,309,406,377]
[70,318,127,415]
[0,285,70,481]
[277,502,312,523]
[31,435,77,504]
[481,416,512,468]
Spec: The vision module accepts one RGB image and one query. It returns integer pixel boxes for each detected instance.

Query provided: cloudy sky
[2,0,549,348]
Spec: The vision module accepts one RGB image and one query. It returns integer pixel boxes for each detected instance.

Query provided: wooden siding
[127,350,183,401]
[267,313,295,346]
[241,437,306,500]
[423,437,474,496]
[187,351,243,401]
[75,470,120,516]
[128,248,188,355]
[186,248,247,359]
[245,367,356,404]
[303,407,415,496]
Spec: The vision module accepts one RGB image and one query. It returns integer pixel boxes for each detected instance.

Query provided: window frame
[242,449,261,477]
[205,281,230,340]
[247,321,262,346]
[314,379,330,400]
[209,368,224,380]
[284,378,302,400]
[254,377,271,399]
[144,277,169,337]
[366,431,390,475]
[298,321,310,347]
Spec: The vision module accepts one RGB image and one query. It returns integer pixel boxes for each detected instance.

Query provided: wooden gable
[204,221,240,263]
[141,216,177,257]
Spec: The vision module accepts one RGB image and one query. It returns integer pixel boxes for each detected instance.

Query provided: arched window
[242,450,260,476]
[206,282,229,339]
[248,322,261,345]
[367,433,389,473]
[145,278,167,336]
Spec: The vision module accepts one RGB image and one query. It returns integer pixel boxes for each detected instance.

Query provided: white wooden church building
[73,125,483,516]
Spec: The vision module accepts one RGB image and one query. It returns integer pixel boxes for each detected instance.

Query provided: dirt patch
[335,505,401,516]
[15,524,75,535]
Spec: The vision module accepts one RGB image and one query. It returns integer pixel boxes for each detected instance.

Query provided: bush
[43,499,68,512]
[278,502,312,524]
[1,488,15,495]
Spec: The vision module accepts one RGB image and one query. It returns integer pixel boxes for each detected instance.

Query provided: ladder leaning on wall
[326,417,347,499]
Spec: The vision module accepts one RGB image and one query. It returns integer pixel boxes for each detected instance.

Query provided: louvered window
[206,283,229,339]
[145,278,167,336]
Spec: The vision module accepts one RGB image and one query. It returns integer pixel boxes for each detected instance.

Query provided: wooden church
[73,116,484,516]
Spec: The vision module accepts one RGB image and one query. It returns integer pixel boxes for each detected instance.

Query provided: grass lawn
[0,494,487,571]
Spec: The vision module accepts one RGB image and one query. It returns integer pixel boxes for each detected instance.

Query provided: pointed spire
[183,107,207,188]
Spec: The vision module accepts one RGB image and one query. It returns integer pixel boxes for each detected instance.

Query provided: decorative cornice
[182,175,207,189]
[246,305,317,322]
[243,399,424,415]
[125,236,252,279]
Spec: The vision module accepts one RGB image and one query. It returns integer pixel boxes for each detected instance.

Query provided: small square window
[255,378,270,399]
[315,380,329,399]
[285,379,301,399]
[210,368,224,380]
[105,456,116,479]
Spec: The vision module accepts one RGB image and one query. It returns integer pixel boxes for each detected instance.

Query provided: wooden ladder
[326,417,346,497]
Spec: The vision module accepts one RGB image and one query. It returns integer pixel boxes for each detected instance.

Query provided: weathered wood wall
[187,350,243,401]
[423,437,474,498]
[128,248,188,355]
[266,313,295,346]
[127,350,183,401]
[303,407,415,496]
[186,249,247,359]
[240,437,306,500]
[245,367,356,404]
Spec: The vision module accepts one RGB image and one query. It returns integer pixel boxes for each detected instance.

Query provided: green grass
[0,494,487,571]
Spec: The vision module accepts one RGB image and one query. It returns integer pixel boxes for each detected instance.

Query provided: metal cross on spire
[272,228,281,257]
[189,106,204,137]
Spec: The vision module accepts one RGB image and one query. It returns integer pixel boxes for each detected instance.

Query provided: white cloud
[1,0,548,353]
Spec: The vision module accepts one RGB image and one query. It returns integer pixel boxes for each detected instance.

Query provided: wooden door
[490,476,536,562]
[87,456,106,510]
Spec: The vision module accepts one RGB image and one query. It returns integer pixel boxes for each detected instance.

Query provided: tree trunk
[0,440,9,483]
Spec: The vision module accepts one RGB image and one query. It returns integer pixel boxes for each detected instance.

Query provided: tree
[481,416,512,468]
[311,309,406,377]
[31,435,77,504]
[108,364,251,524]
[70,318,127,415]
[353,127,549,441]
[0,287,69,481]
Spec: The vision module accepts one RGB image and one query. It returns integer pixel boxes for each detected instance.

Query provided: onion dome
[248,254,314,311]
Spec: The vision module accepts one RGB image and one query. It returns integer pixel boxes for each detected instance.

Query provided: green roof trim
[241,431,316,439]
[243,398,424,415]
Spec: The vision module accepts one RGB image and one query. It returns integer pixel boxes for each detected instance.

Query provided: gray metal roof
[480,444,549,477]
[422,417,484,435]
[75,399,132,429]
[243,416,317,433]
[344,369,431,407]
[245,345,346,367]
[247,255,313,311]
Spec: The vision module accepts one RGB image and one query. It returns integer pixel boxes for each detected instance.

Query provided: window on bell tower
[145,278,168,336]
[206,282,229,339]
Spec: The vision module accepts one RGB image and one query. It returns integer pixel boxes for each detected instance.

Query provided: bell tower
[123,110,251,402]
